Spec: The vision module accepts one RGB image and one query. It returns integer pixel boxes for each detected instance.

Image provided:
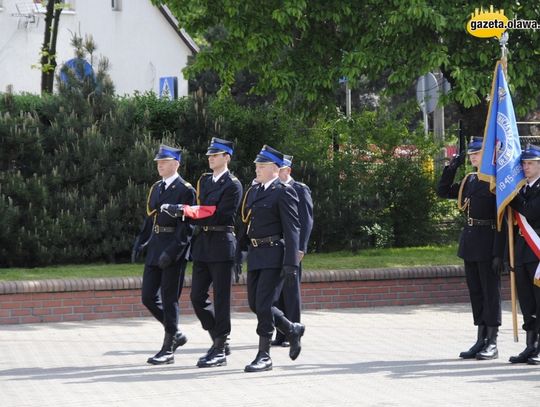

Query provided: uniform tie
[159,181,166,195]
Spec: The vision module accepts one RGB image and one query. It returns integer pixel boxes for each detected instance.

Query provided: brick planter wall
[0,265,511,324]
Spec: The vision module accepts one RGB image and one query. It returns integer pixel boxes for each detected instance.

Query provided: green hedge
[0,90,458,267]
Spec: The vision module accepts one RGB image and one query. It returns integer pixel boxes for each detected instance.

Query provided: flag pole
[500,32,519,342]
[507,207,519,342]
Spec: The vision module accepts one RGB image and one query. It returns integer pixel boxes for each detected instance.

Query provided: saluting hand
[448,154,465,170]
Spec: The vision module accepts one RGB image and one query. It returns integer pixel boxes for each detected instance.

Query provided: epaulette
[296,181,308,188]
[182,180,193,188]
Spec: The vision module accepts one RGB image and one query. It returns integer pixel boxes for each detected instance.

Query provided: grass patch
[0,245,459,281]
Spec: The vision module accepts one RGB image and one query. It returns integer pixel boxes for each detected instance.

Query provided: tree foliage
[159,0,540,125]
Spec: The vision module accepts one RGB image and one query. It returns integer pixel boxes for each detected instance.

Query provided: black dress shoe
[527,354,540,365]
[197,348,227,368]
[147,350,174,365]
[476,326,498,360]
[172,332,188,352]
[197,336,227,368]
[147,332,175,365]
[288,323,305,360]
[509,331,538,364]
[459,325,486,359]
[244,351,272,372]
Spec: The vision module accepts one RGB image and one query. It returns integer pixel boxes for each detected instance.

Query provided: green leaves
[159,0,538,119]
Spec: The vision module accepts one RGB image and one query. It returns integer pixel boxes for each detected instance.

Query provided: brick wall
[0,266,511,324]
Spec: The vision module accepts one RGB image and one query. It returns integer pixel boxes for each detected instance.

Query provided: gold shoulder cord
[241,186,253,223]
[457,172,476,212]
[146,182,160,228]
[196,173,212,205]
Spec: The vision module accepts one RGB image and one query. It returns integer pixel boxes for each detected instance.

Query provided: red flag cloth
[182,205,216,219]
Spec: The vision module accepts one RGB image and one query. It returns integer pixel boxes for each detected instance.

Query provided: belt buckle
[467,218,473,226]
[202,226,209,232]
[251,238,258,247]
[153,225,159,234]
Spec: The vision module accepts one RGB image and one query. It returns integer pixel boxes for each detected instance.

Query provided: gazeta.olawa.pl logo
[467,5,539,39]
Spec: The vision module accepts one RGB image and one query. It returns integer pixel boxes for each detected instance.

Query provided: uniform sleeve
[437,165,460,199]
[297,184,314,253]
[279,186,300,268]
[510,192,540,222]
[190,179,243,225]
[135,184,156,246]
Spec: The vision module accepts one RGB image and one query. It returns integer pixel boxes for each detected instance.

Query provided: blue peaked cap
[154,144,181,161]
[521,143,540,161]
[467,137,483,154]
[254,145,285,167]
[282,154,293,168]
[206,137,234,156]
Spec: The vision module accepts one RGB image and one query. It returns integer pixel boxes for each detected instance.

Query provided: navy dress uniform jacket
[510,178,540,265]
[239,179,301,271]
[437,166,504,261]
[138,176,196,265]
[190,172,243,262]
[289,179,314,253]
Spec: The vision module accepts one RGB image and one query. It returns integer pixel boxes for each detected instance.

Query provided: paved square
[0,302,538,406]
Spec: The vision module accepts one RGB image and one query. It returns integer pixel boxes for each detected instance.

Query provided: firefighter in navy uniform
[237,145,304,372]
[271,154,314,347]
[508,144,540,365]
[131,145,196,365]
[187,137,242,368]
[437,137,504,360]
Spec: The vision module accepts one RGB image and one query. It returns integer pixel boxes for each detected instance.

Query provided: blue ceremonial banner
[478,61,526,230]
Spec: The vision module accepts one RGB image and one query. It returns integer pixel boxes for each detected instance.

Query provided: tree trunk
[40,1,62,94]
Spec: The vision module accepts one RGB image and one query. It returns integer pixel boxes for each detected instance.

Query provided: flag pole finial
[500,32,509,74]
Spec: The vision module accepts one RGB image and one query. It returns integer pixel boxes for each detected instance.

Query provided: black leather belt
[153,225,176,234]
[467,218,495,227]
[201,225,234,232]
[249,234,282,247]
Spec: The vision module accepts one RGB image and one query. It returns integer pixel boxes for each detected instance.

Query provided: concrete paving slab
[0,302,539,407]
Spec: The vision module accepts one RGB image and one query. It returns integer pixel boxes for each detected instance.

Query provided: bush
[0,86,459,266]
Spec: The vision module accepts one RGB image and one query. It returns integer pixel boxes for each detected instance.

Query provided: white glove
[160,204,171,212]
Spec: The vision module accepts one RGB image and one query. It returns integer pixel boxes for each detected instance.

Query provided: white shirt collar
[212,169,229,183]
[162,173,179,188]
[527,175,540,188]
[284,175,293,184]
[263,176,279,190]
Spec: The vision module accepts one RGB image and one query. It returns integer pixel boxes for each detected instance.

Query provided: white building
[0,0,198,97]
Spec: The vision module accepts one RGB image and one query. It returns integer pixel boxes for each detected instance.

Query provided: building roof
[158,5,199,54]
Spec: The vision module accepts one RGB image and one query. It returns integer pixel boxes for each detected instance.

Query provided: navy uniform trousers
[137,176,195,334]
[510,179,540,333]
[189,171,243,339]
[239,179,301,338]
[274,179,313,341]
[437,166,503,327]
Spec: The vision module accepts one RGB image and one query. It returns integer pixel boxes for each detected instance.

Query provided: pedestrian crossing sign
[159,77,178,100]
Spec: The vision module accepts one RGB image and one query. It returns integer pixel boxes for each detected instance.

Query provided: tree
[40,0,63,94]
[158,0,540,133]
